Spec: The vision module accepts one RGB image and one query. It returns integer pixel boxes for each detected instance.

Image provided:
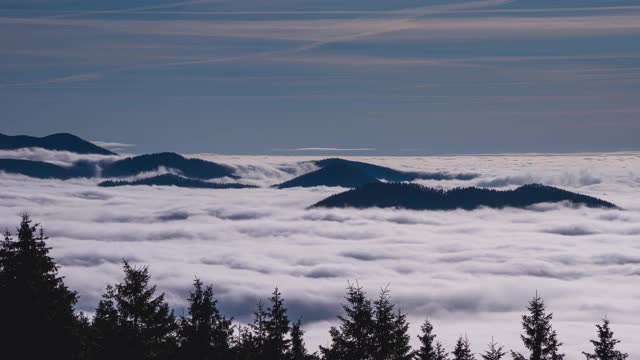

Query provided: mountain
[314,158,478,181]
[0,133,116,155]
[98,174,255,189]
[275,158,477,188]
[276,163,380,188]
[312,183,617,210]
[0,159,96,179]
[101,153,236,179]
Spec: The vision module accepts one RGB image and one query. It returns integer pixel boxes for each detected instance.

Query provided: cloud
[276,148,376,152]
[91,141,136,149]
[1,153,639,359]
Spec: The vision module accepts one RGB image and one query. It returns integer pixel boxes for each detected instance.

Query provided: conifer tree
[452,336,475,360]
[290,319,309,360]
[233,325,258,360]
[582,318,628,360]
[511,294,564,360]
[373,286,412,360]
[416,318,438,360]
[435,342,450,360]
[481,338,505,360]
[178,278,233,359]
[320,282,375,360]
[91,261,177,360]
[0,215,83,359]
[264,287,291,360]
[250,300,269,359]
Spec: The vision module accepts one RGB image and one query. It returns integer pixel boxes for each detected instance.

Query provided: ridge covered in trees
[312,183,617,210]
[276,159,478,189]
[99,174,256,189]
[0,132,116,155]
[0,216,630,360]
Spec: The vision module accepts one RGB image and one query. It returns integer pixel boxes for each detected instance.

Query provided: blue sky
[1,0,639,154]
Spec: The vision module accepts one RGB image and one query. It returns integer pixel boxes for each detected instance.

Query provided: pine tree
[91,261,177,360]
[264,287,291,360]
[233,325,257,360]
[416,318,438,360]
[0,215,83,359]
[582,318,628,360]
[373,286,412,360]
[481,338,505,360]
[435,342,450,360]
[547,331,564,360]
[178,278,233,359]
[290,319,309,360]
[511,294,564,360]
[452,336,475,360]
[320,282,375,360]
[247,299,269,359]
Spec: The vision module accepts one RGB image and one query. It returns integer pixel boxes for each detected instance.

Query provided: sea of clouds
[1,151,639,359]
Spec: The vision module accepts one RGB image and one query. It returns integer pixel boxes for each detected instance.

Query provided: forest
[0,215,628,360]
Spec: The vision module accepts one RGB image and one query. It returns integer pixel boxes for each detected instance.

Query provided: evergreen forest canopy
[0,215,629,360]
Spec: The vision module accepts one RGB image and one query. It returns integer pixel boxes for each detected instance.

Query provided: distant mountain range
[312,183,617,210]
[99,174,255,189]
[277,158,477,188]
[0,159,96,180]
[0,151,236,181]
[0,133,116,155]
[101,152,237,179]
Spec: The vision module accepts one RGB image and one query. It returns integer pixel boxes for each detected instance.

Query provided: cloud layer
[0,153,639,358]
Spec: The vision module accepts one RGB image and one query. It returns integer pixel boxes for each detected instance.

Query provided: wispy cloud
[276,147,376,152]
[91,141,136,149]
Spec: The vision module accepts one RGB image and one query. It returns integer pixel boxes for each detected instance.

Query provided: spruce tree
[290,319,309,360]
[320,282,375,360]
[481,338,505,360]
[452,336,475,360]
[178,278,233,359]
[511,294,564,360]
[264,287,291,360]
[0,215,83,359]
[233,325,258,360]
[91,261,177,360]
[371,286,412,360]
[582,318,628,360]
[435,342,450,360]
[250,300,269,359]
[416,318,438,360]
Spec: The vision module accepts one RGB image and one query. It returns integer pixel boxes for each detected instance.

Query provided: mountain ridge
[0,133,116,155]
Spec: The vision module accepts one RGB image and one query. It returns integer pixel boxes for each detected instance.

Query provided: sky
[1,151,639,359]
[1,0,640,155]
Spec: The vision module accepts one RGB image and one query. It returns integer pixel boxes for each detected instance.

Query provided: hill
[0,159,96,179]
[0,133,116,155]
[276,163,380,188]
[98,174,255,189]
[101,152,236,179]
[275,158,477,188]
[312,182,617,210]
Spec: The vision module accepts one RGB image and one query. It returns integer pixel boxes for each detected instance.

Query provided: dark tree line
[0,216,631,360]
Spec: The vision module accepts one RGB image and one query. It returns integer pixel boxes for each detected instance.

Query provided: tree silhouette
[372,286,412,360]
[416,318,438,360]
[321,282,375,360]
[481,338,505,360]
[91,261,177,360]
[511,294,564,360]
[178,278,233,359]
[452,336,475,360]
[0,215,83,359]
[264,287,291,360]
[290,319,317,360]
[583,318,628,360]
[435,342,450,360]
